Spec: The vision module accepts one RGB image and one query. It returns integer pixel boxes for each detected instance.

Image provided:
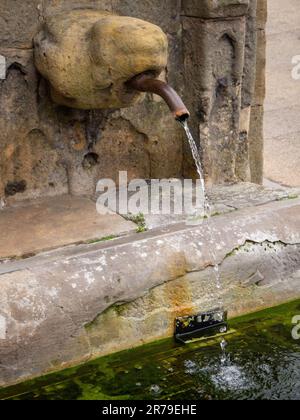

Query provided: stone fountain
[0,1,299,389]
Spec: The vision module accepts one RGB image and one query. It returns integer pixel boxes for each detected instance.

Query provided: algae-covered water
[1,300,300,400]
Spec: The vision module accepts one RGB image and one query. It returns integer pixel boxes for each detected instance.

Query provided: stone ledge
[0,195,135,260]
[135,182,300,229]
[0,198,300,387]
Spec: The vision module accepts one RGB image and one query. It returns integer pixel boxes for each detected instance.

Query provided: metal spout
[127,73,190,122]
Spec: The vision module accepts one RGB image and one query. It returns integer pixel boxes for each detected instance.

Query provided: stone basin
[0,182,300,387]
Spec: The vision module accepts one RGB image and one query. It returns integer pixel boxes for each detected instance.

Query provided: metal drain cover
[175,308,228,344]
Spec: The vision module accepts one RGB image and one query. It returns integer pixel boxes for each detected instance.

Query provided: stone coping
[1,182,297,261]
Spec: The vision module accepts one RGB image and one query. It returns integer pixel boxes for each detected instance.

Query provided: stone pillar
[182,0,263,185]
[248,0,267,184]
[238,0,257,182]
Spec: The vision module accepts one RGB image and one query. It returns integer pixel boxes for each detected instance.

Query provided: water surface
[1,300,300,400]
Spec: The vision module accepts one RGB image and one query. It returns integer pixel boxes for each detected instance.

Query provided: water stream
[180,120,223,312]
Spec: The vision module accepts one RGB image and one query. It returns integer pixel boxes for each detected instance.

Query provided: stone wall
[0,0,265,204]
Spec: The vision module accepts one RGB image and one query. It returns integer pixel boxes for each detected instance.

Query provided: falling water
[180,120,224,306]
[181,120,227,353]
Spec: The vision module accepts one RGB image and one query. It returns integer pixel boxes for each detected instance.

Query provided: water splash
[220,339,228,352]
[180,120,223,306]
[150,384,162,395]
[220,338,228,365]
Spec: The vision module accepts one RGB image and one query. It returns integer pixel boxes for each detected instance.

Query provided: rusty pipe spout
[127,73,190,122]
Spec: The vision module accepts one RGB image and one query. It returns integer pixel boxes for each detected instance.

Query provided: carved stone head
[34,10,168,109]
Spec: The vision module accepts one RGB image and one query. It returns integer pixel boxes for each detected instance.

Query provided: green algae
[124,212,148,233]
[1,300,300,400]
[276,194,299,202]
[86,235,118,244]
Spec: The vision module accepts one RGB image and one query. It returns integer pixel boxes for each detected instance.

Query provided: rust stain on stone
[163,277,194,321]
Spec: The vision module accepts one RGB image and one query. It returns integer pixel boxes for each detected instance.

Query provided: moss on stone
[1,299,300,400]
[276,194,299,202]
[86,235,118,244]
[124,212,148,233]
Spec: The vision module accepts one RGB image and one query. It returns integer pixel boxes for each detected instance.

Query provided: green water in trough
[1,300,300,400]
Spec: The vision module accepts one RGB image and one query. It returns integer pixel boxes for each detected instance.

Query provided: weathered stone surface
[1,181,294,261]
[242,0,257,109]
[42,0,114,16]
[34,10,168,109]
[126,181,300,230]
[0,1,185,203]
[182,16,246,184]
[249,105,264,184]
[0,0,265,202]
[0,47,68,202]
[0,0,41,49]
[248,0,267,184]
[89,240,300,355]
[181,0,265,185]
[182,0,250,18]
[0,195,135,260]
[0,197,300,387]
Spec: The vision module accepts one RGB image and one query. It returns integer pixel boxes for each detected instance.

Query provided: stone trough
[0,183,300,387]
